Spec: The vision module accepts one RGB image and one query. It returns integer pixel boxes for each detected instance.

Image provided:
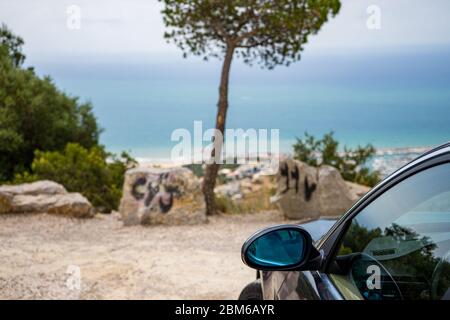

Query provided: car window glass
[331,163,450,300]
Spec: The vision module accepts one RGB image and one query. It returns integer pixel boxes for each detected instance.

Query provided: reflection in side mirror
[241,225,314,271]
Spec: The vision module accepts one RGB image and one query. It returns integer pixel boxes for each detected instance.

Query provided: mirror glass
[246,229,306,268]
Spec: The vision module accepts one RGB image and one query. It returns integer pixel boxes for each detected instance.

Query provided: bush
[293,132,381,187]
[1,25,136,212]
[0,24,100,181]
[15,143,137,212]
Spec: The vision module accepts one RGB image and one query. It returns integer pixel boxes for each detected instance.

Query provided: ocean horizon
[28,46,450,165]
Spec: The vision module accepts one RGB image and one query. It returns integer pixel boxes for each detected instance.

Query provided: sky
[1,0,450,153]
[1,0,450,63]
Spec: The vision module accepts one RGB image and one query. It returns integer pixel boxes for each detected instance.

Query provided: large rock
[276,160,320,220]
[316,165,355,217]
[0,191,13,214]
[0,181,93,218]
[47,193,93,218]
[275,160,369,220]
[119,167,206,225]
[0,180,67,196]
[345,181,371,202]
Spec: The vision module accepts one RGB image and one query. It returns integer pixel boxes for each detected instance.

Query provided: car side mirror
[241,224,322,271]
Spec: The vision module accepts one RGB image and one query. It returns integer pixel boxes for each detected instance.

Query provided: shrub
[2,25,135,212]
[15,143,137,212]
[293,132,381,187]
[0,25,100,181]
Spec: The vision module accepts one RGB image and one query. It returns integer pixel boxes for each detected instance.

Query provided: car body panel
[261,270,343,300]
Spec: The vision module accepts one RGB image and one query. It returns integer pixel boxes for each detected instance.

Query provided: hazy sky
[1,0,449,152]
[1,0,450,61]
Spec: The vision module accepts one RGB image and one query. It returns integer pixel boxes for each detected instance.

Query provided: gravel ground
[0,211,287,300]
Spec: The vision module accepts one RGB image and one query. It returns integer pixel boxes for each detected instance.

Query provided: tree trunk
[202,45,234,216]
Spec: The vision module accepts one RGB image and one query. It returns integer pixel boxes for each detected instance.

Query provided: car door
[325,161,450,300]
[267,147,450,300]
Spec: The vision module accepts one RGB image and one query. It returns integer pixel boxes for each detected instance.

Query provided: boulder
[0,181,94,218]
[276,160,320,220]
[11,193,93,218]
[275,160,369,220]
[0,180,67,196]
[345,181,370,202]
[316,165,355,217]
[0,191,13,214]
[119,167,206,225]
[47,193,93,218]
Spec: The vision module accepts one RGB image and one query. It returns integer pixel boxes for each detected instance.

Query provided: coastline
[130,145,434,178]
[371,145,433,178]
[374,145,432,156]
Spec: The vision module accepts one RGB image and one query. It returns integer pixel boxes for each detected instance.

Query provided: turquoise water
[32,47,450,160]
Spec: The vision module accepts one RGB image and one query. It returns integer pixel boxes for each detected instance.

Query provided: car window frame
[317,147,450,274]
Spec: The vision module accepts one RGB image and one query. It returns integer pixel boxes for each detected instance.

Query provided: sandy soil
[0,211,287,300]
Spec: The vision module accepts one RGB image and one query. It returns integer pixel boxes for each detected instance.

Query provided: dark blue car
[239,142,450,300]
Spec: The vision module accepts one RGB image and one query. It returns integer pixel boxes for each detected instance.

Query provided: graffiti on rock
[280,162,290,194]
[131,172,180,213]
[291,165,300,193]
[304,176,316,201]
[280,162,317,202]
[131,177,147,200]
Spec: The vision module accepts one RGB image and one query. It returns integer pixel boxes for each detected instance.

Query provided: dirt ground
[0,211,287,299]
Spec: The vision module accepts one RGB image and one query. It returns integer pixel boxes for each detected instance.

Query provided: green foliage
[0,25,101,181]
[293,132,381,187]
[0,24,136,213]
[15,143,137,212]
[338,221,383,255]
[160,0,341,68]
[0,23,25,67]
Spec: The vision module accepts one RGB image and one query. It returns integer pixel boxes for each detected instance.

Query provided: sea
[29,46,450,177]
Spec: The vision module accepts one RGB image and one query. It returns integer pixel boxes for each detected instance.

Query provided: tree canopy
[293,132,381,187]
[0,23,26,67]
[161,0,341,68]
